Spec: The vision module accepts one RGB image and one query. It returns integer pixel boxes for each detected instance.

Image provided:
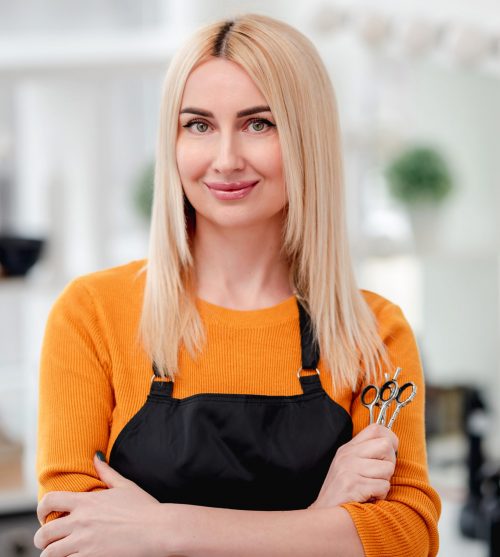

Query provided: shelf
[0,441,36,515]
[0,276,28,288]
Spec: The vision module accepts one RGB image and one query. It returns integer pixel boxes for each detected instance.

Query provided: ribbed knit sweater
[36,259,440,556]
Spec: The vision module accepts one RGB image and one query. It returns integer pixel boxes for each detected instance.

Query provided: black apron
[109,298,353,510]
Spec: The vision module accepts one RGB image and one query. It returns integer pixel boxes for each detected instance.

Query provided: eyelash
[182,117,275,134]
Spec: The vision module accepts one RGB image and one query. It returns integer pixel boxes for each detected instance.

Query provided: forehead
[181,58,267,106]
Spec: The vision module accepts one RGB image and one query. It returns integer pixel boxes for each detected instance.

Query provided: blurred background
[0,0,499,555]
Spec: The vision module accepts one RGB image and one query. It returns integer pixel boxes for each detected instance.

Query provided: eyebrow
[179,105,272,118]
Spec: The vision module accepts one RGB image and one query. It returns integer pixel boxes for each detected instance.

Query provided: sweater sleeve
[36,278,113,523]
[341,302,441,557]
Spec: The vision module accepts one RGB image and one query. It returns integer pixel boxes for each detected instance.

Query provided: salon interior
[0,0,499,555]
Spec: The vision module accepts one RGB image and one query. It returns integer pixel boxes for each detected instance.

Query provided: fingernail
[95,451,106,462]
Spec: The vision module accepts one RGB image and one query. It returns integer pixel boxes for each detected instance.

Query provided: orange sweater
[36,259,440,556]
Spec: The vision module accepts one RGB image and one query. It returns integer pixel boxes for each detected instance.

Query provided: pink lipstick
[204,180,259,200]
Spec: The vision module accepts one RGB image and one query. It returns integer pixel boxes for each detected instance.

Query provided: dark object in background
[0,236,44,278]
[459,388,488,539]
[465,390,488,502]
[480,464,500,557]
[458,388,500,556]
[425,384,466,437]
[0,510,40,556]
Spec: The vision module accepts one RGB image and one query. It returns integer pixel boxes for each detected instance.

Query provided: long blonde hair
[136,13,392,391]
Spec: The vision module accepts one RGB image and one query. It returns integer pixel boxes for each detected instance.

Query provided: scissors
[361,379,399,426]
[361,368,416,429]
[385,382,417,429]
[361,367,401,425]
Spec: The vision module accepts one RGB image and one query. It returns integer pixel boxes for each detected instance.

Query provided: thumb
[94,451,129,488]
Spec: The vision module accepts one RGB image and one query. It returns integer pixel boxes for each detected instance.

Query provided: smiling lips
[204,180,259,200]
[204,181,259,191]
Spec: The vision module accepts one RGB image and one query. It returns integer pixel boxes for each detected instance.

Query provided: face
[176,57,287,231]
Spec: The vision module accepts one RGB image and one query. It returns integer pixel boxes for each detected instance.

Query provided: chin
[210,216,261,229]
[193,203,287,231]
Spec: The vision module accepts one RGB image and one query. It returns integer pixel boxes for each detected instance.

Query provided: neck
[192,214,293,310]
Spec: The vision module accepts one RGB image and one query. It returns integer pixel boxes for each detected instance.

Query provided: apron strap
[151,297,321,387]
[297,299,320,370]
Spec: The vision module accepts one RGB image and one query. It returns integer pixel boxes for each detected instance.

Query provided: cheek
[252,140,283,179]
[176,141,207,181]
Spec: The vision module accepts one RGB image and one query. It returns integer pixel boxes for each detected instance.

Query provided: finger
[40,535,77,557]
[361,478,392,501]
[94,452,131,488]
[351,437,398,463]
[355,458,395,481]
[348,423,387,445]
[34,515,72,550]
[340,429,398,461]
[37,492,79,526]
[350,423,399,452]
[336,455,395,482]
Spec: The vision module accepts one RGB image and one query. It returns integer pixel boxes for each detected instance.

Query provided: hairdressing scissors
[361,379,399,426]
[385,381,417,430]
[361,367,416,428]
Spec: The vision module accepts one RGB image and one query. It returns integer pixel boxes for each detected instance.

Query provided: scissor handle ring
[379,380,399,402]
[361,384,379,406]
[396,382,417,405]
[297,367,320,379]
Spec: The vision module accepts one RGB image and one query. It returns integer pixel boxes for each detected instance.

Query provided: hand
[310,423,399,509]
[34,453,170,557]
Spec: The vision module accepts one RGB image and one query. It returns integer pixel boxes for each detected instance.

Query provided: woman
[34,13,441,557]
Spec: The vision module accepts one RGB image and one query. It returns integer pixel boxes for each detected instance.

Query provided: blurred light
[442,22,493,66]
[401,17,441,57]
[355,11,392,47]
[307,6,500,75]
[309,3,350,35]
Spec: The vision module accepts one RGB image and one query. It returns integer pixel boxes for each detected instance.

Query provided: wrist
[155,502,187,556]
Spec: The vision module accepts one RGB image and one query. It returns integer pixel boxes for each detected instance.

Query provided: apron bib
[109,298,353,510]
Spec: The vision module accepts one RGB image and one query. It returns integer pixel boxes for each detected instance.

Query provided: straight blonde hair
[136,13,393,392]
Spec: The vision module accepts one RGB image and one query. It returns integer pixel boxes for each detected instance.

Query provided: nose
[211,131,245,174]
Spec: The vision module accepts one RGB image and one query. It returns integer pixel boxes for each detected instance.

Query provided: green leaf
[384,146,453,205]
[133,160,155,221]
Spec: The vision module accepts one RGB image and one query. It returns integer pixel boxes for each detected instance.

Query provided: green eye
[195,122,208,132]
[251,121,265,131]
[183,120,210,133]
[248,118,275,132]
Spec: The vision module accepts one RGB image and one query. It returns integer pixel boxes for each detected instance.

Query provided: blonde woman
[34,13,440,557]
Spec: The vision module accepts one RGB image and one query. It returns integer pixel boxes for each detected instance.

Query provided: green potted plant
[133,160,155,222]
[384,145,454,253]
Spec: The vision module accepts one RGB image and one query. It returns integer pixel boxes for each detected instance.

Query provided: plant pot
[407,204,442,254]
[0,235,45,278]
